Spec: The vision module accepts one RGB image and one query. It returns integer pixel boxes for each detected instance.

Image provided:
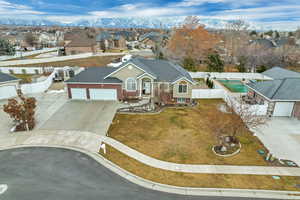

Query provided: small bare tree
[225,96,268,137]
[3,91,37,131]
[207,97,267,152]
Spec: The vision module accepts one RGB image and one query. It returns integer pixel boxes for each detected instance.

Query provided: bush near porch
[108,99,270,166]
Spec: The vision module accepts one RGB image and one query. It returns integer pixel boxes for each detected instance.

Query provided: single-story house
[65,57,195,104]
[0,72,20,100]
[246,67,300,118]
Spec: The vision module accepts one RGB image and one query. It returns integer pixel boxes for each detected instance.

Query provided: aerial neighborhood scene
[1,0,300,199]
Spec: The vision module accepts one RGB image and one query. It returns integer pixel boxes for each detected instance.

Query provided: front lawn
[108,99,270,166]
[100,145,300,191]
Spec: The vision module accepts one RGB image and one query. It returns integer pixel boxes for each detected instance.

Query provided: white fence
[0,66,53,75]
[0,52,125,67]
[0,48,59,61]
[192,89,224,99]
[192,83,268,116]
[223,92,268,116]
[189,72,272,80]
[20,70,56,94]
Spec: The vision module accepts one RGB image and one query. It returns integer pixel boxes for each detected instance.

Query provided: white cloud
[212,5,300,21]
[0,0,44,15]
[172,0,225,7]
[89,3,191,18]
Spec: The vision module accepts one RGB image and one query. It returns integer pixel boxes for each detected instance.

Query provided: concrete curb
[1,144,300,199]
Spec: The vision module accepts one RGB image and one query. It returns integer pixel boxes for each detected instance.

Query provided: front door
[143,82,151,94]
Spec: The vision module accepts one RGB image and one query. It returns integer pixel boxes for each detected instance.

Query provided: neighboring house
[246,67,300,119]
[138,32,168,49]
[96,31,127,52]
[0,71,20,100]
[38,32,57,47]
[66,57,195,104]
[249,39,276,49]
[64,36,97,55]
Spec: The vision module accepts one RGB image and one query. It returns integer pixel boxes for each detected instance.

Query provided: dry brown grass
[101,146,300,191]
[108,99,270,166]
[3,55,121,68]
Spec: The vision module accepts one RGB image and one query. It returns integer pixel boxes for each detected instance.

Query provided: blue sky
[0,0,300,30]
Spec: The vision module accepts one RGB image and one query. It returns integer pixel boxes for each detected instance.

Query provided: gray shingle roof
[66,58,194,85]
[118,57,194,83]
[247,78,300,101]
[65,67,122,84]
[262,67,300,79]
[250,39,276,48]
[0,72,19,83]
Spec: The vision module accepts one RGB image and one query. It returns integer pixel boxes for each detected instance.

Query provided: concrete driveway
[0,92,67,136]
[253,117,300,165]
[39,101,119,135]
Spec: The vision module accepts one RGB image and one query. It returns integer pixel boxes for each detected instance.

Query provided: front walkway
[0,130,300,177]
[253,117,300,166]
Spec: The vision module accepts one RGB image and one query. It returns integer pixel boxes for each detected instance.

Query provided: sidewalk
[0,130,300,177]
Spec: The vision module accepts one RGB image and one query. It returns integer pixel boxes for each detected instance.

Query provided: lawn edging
[0,144,300,199]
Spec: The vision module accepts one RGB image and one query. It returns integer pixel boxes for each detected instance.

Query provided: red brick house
[65,57,195,104]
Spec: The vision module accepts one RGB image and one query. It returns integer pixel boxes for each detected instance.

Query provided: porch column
[139,79,142,98]
[151,79,154,98]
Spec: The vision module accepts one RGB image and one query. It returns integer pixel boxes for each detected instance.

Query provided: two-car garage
[68,86,120,101]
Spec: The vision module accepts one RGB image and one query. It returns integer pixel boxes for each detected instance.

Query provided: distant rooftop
[0,72,19,83]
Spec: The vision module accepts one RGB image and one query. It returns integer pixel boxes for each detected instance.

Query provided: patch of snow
[0,184,8,194]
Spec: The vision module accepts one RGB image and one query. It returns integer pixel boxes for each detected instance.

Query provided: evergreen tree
[206,53,224,72]
[182,57,196,71]
[236,56,247,72]
[0,39,15,56]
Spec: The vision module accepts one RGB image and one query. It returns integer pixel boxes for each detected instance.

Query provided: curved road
[0,147,269,200]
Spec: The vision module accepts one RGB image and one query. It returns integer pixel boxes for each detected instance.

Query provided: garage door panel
[273,102,294,117]
[89,89,117,100]
[0,85,17,100]
[71,88,87,100]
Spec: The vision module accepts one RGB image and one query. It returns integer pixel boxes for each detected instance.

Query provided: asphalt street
[0,147,273,200]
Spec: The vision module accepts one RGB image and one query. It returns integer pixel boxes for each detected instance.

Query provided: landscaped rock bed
[212,136,241,157]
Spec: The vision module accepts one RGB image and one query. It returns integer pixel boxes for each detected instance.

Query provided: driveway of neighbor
[253,117,300,166]
[0,92,67,136]
[39,100,119,135]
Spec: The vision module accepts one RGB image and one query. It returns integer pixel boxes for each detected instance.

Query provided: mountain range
[0,17,267,31]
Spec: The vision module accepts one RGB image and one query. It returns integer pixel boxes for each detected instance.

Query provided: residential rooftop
[247,78,300,101]
[0,72,19,83]
[262,67,300,80]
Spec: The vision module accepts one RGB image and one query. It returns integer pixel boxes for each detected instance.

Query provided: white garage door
[0,85,17,100]
[273,102,295,117]
[71,88,87,100]
[89,89,117,100]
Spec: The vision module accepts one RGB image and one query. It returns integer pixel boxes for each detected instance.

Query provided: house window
[126,77,137,91]
[177,98,186,103]
[178,81,187,93]
[34,69,39,74]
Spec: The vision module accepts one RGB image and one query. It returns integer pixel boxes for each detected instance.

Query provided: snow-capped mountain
[0,16,233,29]
[0,16,270,30]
